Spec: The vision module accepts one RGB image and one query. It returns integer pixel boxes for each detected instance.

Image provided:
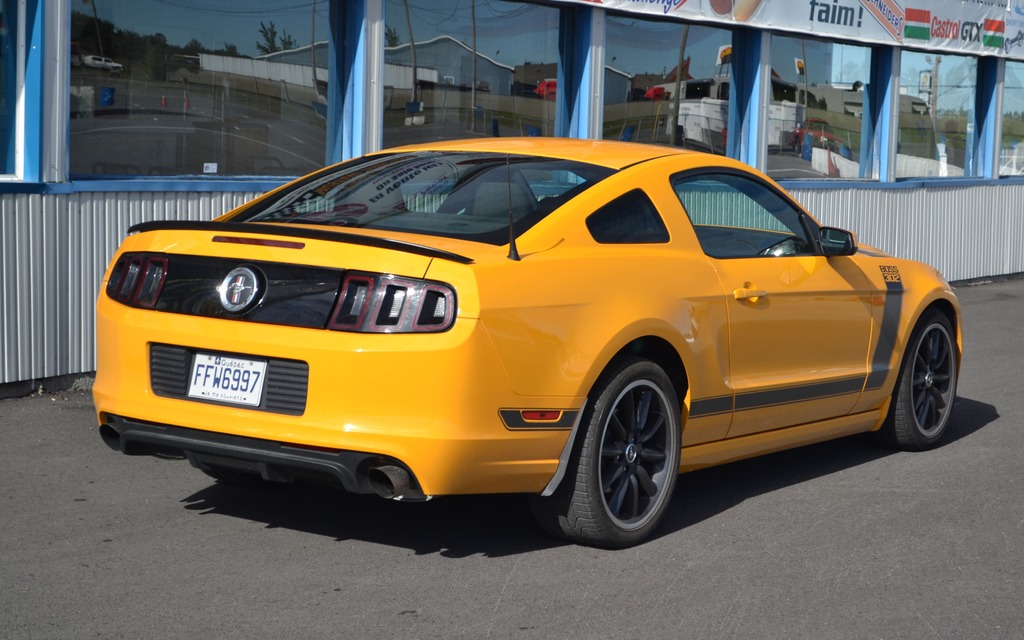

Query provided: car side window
[586,189,669,244]
[671,173,814,258]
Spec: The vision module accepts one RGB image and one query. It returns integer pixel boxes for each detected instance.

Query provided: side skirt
[678,409,886,473]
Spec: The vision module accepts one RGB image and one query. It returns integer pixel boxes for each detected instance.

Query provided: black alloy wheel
[882,310,958,450]
[529,357,681,548]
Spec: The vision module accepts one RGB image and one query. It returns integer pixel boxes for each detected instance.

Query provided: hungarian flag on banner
[904,8,931,42]
[984,19,1005,48]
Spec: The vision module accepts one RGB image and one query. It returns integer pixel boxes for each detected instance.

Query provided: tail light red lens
[106,253,168,308]
[329,272,456,333]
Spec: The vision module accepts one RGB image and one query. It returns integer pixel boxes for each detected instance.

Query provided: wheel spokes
[910,325,955,432]
[600,381,675,523]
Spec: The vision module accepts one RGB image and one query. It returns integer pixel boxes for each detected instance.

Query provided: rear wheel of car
[529,358,681,548]
[880,310,958,450]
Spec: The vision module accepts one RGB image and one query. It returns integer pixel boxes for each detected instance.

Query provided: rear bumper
[100,413,428,499]
[94,297,584,496]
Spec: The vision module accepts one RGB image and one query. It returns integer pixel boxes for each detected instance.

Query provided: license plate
[187,353,268,407]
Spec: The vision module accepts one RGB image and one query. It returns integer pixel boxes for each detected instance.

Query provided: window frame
[0,0,25,181]
[893,47,981,180]
[762,31,877,181]
[669,167,822,259]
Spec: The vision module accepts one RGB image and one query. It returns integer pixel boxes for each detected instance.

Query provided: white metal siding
[1,191,258,384]
[2,184,1022,384]
[788,183,1024,283]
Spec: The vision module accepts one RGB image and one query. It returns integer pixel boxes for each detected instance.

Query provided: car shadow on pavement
[657,396,998,537]
[179,396,996,556]
[181,480,557,558]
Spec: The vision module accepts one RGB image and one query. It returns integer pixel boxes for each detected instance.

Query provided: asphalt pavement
[2,278,1022,639]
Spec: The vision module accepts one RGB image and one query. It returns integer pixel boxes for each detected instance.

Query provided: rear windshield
[232,151,615,245]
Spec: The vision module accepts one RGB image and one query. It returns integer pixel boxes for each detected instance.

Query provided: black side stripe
[866,279,904,390]
[690,376,865,418]
[734,376,866,411]
[690,395,733,418]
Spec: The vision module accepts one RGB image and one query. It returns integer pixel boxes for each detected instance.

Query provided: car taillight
[328,272,456,333]
[105,253,168,308]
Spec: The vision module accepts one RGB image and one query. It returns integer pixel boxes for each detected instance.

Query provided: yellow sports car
[94,138,961,548]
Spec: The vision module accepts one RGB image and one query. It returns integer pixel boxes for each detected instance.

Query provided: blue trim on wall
[728,28,764,167]
[977,57,1001,179]
[326,1,344,165]
[22,0,44,182]
[559,6,597,140]
[872,48,897,182]
[556,8,578,139]
[780,175,1024,190]
[0,178,289,195]
[857,47,879,179]
[336,0,368,161]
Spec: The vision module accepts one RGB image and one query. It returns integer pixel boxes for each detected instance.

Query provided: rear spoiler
[127,221,474,265]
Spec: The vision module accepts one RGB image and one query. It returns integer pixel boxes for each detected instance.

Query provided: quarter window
[586,190,669,244]
[671,173,814,259]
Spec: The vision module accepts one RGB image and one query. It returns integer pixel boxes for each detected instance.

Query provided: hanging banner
[1008,1,1024,56]
[568,0,1021,58]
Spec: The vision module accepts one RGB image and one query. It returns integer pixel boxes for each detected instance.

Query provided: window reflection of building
[1000,61,1024,176]
[897,51,977,179]
[766,36,870,180]
[603,14,732,153]
[382,0,559,149]
[68,1,329,177]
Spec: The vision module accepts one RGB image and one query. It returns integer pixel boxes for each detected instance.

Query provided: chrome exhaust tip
[367,464,412,500]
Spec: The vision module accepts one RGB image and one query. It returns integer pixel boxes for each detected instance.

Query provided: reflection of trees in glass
[385,25,402,48]
[71,10,248,81]
[257,20,295,55]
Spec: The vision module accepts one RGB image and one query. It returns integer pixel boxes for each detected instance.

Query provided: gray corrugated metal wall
[1,191,259,384]
[2,184,1022,384]
[788,184,1024,283]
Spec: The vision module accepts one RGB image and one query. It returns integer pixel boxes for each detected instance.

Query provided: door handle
[733,284,767,303]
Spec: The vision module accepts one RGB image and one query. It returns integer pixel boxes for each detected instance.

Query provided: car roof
[377,137,703,171]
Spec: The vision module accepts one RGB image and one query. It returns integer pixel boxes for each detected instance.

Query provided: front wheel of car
[880,310,958,450]
[529,358,681,548]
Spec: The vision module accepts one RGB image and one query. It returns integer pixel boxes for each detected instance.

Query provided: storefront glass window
[766,35,871,179]
[69,0,329,177]
[604,14,731,152]
[1,0,19,175]
[1000,60,1024,177]
[382,0,559,149]
[897,51,977,179]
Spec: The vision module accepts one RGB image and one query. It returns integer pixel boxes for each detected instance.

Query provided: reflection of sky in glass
[901,51,977,115]
[74,0,327,57]
[605,15,729,80]
[385,0,559,66]
[1003,61,1024,113]
[771,36,870,88]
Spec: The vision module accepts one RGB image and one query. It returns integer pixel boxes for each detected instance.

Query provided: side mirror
[820,226,858,257]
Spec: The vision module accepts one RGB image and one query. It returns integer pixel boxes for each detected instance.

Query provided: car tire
[879,310,958,451]
[529,357,681,548]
